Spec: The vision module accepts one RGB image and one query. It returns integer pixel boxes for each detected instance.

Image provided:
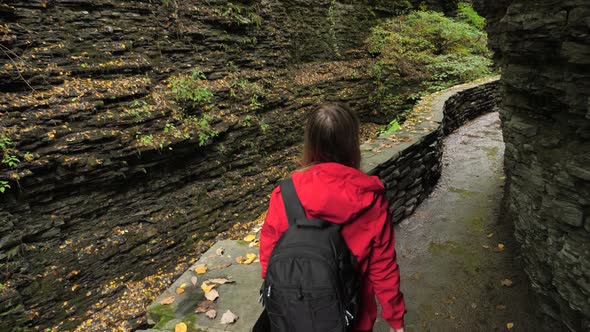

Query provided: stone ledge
[144,240,262,332]
[361,77,500,223]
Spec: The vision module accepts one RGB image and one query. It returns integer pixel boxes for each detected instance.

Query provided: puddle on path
[374,113,538,332]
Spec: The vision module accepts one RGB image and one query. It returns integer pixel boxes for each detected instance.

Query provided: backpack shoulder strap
[279,178,306,226]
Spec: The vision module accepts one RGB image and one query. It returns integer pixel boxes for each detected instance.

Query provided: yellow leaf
[201,282,216,293]
[194,266,207,274]
[243,234,256,242]
[487,233,494,238]
[175,322,187,332]
[179,283,187,289]
[494,243,505,253]
[481,244,490,249]
[507,322,514,329]
[244,253,257,264]
[42,3,47,8]
[175,287,185,294]
[160,296,175,305]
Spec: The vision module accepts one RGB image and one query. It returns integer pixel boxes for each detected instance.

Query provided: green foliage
[193,115,218,146]
[457,2,485,30]
[0,134,19,168]
[129,100,150,123]
[222,2,262,27]
[0,180,9,193]
[259,120,269,133]
[424,54,492,90]
[169,70,213,108]
[379,119,402,136]
[367,10,488,58]
[250,95,262,111]
[366,8,491,118]
[136,133,154,147]
[0,134,11,152]
[2,155,19,167]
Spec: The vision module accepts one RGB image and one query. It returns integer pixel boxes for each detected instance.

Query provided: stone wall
[361,78,499,223]
[479,1,590,330]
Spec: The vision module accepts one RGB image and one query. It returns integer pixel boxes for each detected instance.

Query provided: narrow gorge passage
[376,112,537,331]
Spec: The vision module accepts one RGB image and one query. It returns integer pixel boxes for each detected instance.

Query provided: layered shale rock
[479,0,590,330]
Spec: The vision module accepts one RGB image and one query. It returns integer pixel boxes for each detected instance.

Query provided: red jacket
[259,162,405,330]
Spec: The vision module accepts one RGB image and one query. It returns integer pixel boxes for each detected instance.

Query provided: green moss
[481,146,499,159]
[149,303,177,328]
[470,216,485,233]
[448,187,476,196]
[428,240,485,275]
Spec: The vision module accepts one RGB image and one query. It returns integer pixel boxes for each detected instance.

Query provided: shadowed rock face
[479,0,590,330]
[0,0,462,330]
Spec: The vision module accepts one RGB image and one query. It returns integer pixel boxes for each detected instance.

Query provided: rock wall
[479,1,590,330]
[361,78,499,223]
[0,0,458,330]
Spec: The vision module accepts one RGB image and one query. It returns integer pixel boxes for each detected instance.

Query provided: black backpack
[259,178,360,332]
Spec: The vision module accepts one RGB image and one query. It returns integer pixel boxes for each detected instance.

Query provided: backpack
[259,178,360,332]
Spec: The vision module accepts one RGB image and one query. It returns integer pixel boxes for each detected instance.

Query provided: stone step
[145,240,263,331]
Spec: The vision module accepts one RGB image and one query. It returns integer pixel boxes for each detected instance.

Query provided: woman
[259,103,405,332]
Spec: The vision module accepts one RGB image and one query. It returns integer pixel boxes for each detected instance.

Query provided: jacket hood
[291,162,384,224]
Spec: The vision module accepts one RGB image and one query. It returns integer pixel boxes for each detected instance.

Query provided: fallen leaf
[208,278,234,285]
[249,239,260,248]
[160,296,175,305]
[206,309,217,319]
[481,244,490,249]
[496,304,506,310]
[501,279,514,287]
[211,262,232,270]
[236,256,246,264]
[191,276,198,286]
[194,266,207,274]
[494,243,505,253]
[175,287,185,294]
[195,300,216,313]
[507,322,514,329]
[175,322,187,332]
[243,253,257,264]
[205,289,219,301]
[220,310,239,324]
[244,234,256,242]
[487,233,494,238]
[201,282,216,293]
[216,247,225,256]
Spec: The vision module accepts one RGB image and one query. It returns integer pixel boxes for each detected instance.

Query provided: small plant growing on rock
[193,115,218,146]
[169,70,213,108]
[0,134,19,168]
[250,95,262,111]
[0,180,9,193]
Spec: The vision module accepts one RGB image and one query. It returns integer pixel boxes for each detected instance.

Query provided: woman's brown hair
[302,103,361,169]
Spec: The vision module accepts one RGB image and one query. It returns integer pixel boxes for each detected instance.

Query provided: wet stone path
[374,112,538,332]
